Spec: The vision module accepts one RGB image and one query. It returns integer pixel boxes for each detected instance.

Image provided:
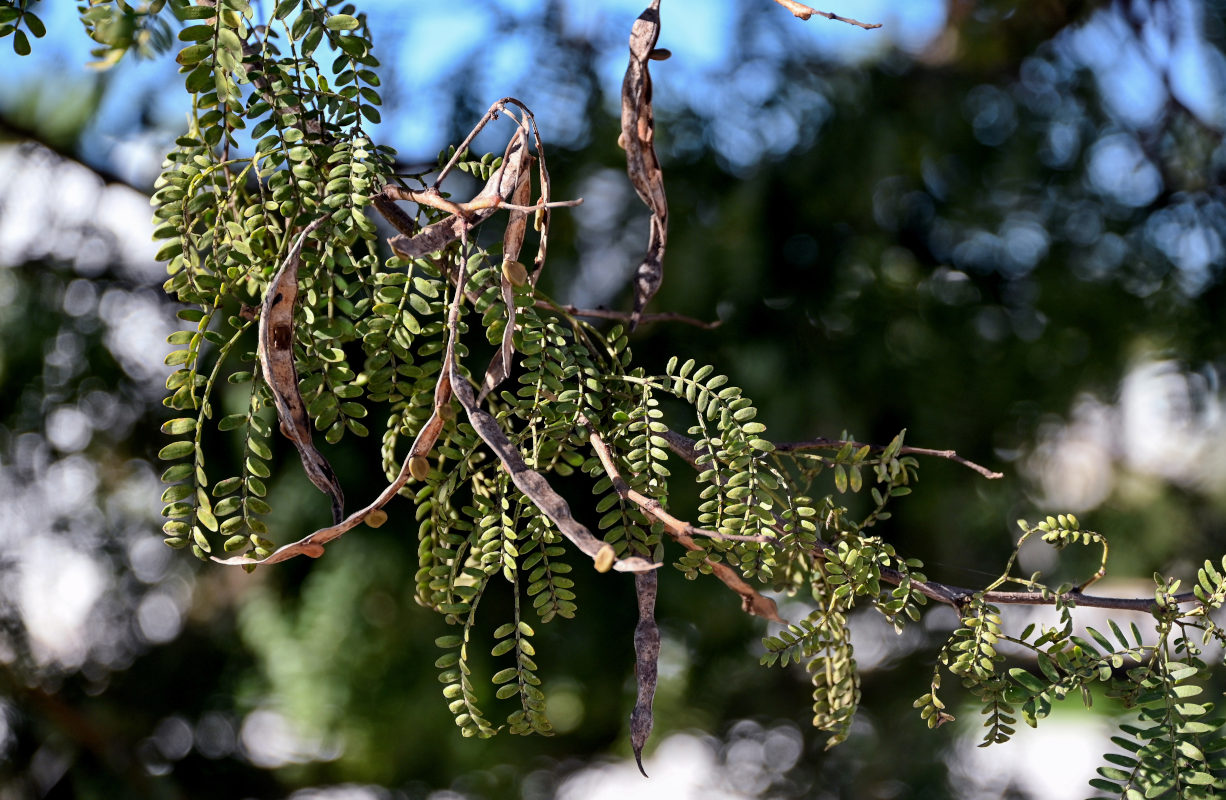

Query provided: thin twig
[676,532,784,622]
[774,437,1004,480]
[771,0,882,28]
[384,186,581,217]
[587,427,768,543]
[540,300,722,330]
[212,407,449,566]
[612,429,783,621]
[878,567,1196,612]
[385,186,467,218]
[433,100,510,188]
[660,430,1197,614]
[662,429,1001,481]
[489,198,582,213]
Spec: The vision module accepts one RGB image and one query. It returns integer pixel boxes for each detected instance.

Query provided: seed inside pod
[593,544,616,573]
[502,259,528,287]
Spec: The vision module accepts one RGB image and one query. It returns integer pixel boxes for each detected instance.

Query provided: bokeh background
[2,0,1226,797]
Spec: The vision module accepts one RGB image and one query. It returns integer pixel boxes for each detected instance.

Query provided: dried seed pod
[631,570,659,774]
[409,455,430,481]
[594,543,616,573]
[258,217,346,525]
[502,259,528,287]
[366,508,388,528]
[622,0,668,330]
[648,48,671,60]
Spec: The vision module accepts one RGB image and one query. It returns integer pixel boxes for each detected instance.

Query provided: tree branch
[660,430,1198,614]
[587,426,767,544]
[587,424,782,621]
[773,437,1004,479]
[539,300,722,329]
[878,566,1196,612]
[771,1,882,29]
[661,429,1002,480]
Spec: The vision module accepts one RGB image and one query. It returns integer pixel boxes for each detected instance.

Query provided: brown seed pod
[502,259,528,287]
[649,48,671,60]
[593,543,616,573]
[409,455,430,481]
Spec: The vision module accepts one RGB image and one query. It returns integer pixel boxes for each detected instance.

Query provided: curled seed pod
[366,508,389,528]
[409,455,430,481]
[594,544,616,573]
[502,259,528,287]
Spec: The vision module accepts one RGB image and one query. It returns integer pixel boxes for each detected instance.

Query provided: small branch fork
[587,425,783,622]
[537,299,721,330]
[382,185,580,219]
[774,437,1004,480]
[771,0,883,29]
[587,426,768,545]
